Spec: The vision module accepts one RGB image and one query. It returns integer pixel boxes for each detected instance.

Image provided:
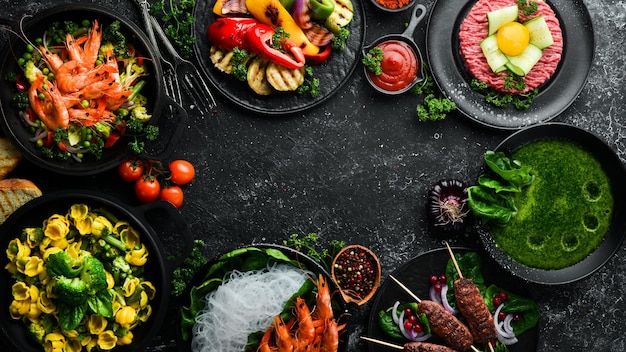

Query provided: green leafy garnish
[150,0,197,59]
[471,78,538,110]
[296,66,321,98]
[412,64,457,121]
[518,0,538,16]
[231,47,252,82]
[331,28,350,51]
[283,233,345,271]
[467,151,535,224]
[362,47,383,75]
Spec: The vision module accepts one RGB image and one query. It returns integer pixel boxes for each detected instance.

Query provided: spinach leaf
[484,151,535,191]
[377,302,419,341]
[467,185,518,224]
[58,302,87,331]
[485,284,540,336]
[87,289,113,318]
[478,174,522,193]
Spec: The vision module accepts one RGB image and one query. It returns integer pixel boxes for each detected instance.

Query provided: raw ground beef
[459,0,563,94]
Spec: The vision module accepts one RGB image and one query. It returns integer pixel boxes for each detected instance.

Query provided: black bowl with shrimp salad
[0,4,169,176]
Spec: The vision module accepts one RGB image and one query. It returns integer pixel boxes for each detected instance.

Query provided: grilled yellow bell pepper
[245,0,320,56]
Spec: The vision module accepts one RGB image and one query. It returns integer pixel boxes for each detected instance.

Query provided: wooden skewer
[389,274,483,352]
[360,336,404,350]
[389,275,421,303]
[443,242,495,352]
[444,241,463,278]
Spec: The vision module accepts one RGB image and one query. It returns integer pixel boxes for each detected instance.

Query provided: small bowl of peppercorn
[331,244,381,305]
[369,0,415,12]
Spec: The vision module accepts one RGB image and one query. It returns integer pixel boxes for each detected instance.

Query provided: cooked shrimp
[293,297,316,348]
[82,20,102,67]
[28,74,69,130]
[314,274,333,322]
[319,319,339,352]
[55,60,114,93]
[274,315,295,352]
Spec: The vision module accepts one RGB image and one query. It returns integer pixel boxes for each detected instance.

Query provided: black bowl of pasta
[0,3,184,176]
[0,190,192,351]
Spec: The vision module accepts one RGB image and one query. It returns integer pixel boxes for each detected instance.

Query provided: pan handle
[133,200,194,278]
[140,94,188,161]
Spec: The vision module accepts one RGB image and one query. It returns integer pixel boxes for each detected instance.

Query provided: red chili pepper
[44,131,54,147]
[207,17,258,50]
[304,45,332,65]
[57,142,67,152]
[244,24,306,69]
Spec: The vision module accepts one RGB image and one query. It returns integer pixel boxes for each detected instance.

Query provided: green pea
[37,93,45,100]
[47,73,55,81]
[36,139,44,148]
[22,52,32,60]
[81,100,90,108]
[17,58,25,66]
[83,141,91,148]
[42,68,49,75]
[76,153,84,159]
[82,19,91,27]
[35,37,42,44]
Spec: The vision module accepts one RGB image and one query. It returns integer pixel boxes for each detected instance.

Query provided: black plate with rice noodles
[176,244,349,352]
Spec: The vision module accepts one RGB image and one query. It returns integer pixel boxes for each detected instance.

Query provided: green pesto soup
[490,139,613,270]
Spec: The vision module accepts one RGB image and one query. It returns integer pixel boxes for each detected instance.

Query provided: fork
[134,0,183,107]
[148,15,217,116]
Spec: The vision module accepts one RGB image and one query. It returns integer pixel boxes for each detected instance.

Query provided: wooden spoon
[331,244,381,305]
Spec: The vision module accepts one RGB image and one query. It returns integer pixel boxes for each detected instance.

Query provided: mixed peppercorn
[332,245,379,301]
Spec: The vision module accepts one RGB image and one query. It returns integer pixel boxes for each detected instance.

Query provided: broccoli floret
[46,251,83,278]
[102,20,129,58]
[24,61,43,84]
[120,58,148,86]
[10,91,30,109]
[112,256,131,274]
[55,277,88,306]
[131,106,151,122]
[27,315,55,344]
[80,256,108,294]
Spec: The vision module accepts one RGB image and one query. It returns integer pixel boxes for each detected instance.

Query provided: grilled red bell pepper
[304,45,332,65]
[207,18,306,70]
[243,24,306,69]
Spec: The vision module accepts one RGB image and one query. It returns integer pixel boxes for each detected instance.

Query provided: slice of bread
[0,138,22,180]
[0,178,42,225]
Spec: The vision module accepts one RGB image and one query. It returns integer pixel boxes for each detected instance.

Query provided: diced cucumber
[487,5,519,35]
[480,35,509,72]
[524,16,554,49]
[505,44,543,76]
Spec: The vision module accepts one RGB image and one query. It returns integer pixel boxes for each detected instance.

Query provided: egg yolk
[496,22,530,56]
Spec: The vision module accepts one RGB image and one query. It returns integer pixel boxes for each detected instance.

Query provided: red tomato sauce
[368,40,418,92]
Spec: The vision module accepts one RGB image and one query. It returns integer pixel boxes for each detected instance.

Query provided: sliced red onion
[391,301,401,324]
[440,284,459,315]
[292,0,313,29]
[494,304,516,340]
[429,286,442,304]
[398,310,432,342]
[304,24,334,47]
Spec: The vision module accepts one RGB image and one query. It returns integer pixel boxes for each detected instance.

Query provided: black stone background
[0,0,625,351]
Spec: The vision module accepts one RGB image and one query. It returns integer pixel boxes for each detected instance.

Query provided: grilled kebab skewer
[444,243,497,352]
[389,275,475,352]
[361,336,459,352]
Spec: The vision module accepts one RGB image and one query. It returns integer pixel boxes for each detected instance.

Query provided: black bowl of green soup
[474,122,626,285]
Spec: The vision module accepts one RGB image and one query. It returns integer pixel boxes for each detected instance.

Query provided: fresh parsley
[283,233,345,271]
[411,63,457,121]
[518,0,538,16]
[362,47,383,75]
[471,78,538,110]
[296,66,321,98]
[150,0,196,59]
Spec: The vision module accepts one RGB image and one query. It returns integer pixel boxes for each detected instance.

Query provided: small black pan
[0,190,193,352]
[0,4,185,176]
[362,4,427,94]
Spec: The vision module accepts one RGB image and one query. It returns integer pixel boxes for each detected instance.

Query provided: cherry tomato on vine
[160,185,184,208]
[118,158,144,182]
[169,160,195,185]
[135,178,160,203]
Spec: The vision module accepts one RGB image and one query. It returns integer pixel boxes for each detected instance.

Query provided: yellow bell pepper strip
[245,0,320,56]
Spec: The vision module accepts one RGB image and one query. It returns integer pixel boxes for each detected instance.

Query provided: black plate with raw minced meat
[426,0,593,130]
